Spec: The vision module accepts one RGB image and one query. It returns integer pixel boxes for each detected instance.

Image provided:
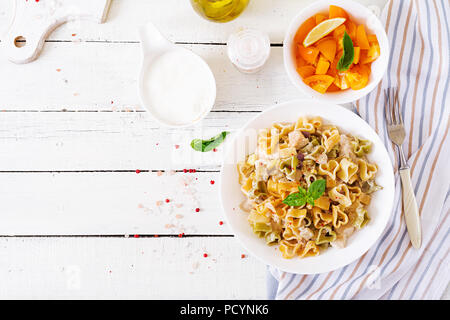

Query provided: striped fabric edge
[353,117,450,299]
[271,0,450,300]
[380,197,450,300]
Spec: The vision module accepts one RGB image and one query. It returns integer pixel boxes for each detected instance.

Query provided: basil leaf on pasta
[283,192,307,207]
[298,186,307,197]
[308,179,326,200]
[306,196,315,206]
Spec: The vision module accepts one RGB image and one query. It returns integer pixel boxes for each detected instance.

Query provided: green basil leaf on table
[190,131,230,152]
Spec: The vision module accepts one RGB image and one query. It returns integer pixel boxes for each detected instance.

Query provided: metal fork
[385,88,421,249]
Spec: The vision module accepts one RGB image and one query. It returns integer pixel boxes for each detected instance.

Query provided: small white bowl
[283,0,389,104]
[220,99,395,274]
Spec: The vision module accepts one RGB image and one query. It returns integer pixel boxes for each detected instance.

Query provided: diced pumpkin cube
[333,24,346,40]
[316,38,337,62]
[345,65,370,90]
[315,13,328,25]
[303,75,335,94]
[296,55,307,67]
[356,25,370,49]
[314,196,330,210]
[337,36,344,52]
[329,5,349,19]
[345,20,357,39]
[294,17,316,44]
[360,42,380,64]
[367,34,378,43]
[327,57,339,77]
[298,45,320,64]
[334,73,350,90]
[316,55,330,74]
[297,65,316,78]
[326,82,341,92]
[353,47,361,64]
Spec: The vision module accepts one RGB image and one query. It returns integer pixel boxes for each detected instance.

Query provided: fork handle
[399,168,422,249]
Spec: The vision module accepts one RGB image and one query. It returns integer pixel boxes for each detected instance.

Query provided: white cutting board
[3,0,111,64]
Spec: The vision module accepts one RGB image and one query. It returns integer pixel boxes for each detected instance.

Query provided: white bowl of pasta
[220,99,395,274]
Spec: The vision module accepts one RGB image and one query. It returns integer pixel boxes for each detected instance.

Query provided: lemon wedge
[303,18,346,47]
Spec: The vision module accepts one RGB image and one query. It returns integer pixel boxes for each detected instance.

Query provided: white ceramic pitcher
[138,22,216,127]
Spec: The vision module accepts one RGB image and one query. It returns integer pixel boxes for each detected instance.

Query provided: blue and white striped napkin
[269,0,450,300]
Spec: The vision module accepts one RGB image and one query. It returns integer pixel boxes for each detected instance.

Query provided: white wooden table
[1,0,447,300]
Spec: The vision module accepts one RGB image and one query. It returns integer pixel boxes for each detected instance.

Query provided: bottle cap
[227,28,270,74]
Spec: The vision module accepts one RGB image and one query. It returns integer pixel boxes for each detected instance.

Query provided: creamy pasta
[237,117,381,259]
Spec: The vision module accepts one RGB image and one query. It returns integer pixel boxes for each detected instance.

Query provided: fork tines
[384,87,403,125]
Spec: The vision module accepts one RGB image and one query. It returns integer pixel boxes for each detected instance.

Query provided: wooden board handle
[3,0,111,64]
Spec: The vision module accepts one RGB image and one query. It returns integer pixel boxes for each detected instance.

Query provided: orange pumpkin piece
[367,34,378,43]
[316,55,330,74]
[316,38,337,62]
[297,65,316,78]
[333,24,346,40]
[327,57,339,77]
[356,25,370,50]
[360,43,380,64]
[304,75,335,94]
[353,47,361,64]
[298,45,320,65]
[294,17,316,44]
[345,20,357,39]
[345,65,370,90]
[296,55,307,67]
[329,5,348,19]
[315,14,327,25]
[336,35,344,52]
[334,73,350,90]
[327,83,341,92]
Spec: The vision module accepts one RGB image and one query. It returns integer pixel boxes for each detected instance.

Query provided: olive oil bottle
[190,0,250,23]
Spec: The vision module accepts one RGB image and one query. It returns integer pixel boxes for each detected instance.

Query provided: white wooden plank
[0,111,255,170]
[0,171,234,235]
[0,0,388,43]
[0,237,266,299]
[0,43,300,111]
